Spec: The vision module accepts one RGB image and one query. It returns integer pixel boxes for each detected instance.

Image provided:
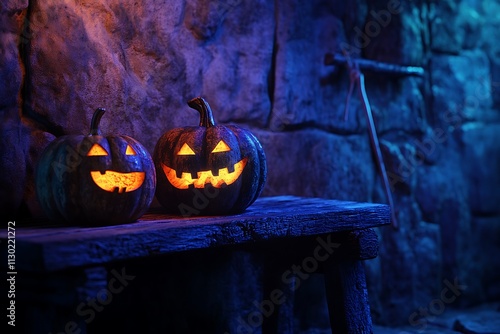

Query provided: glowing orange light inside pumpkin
[87,143,144,193]
[90,171,145,193]
[125,145,136,155]
[88,143,108,156]
[166,139,244,189]
[161,158,247,189]
[177,143,196,155]
[211,140,231,153]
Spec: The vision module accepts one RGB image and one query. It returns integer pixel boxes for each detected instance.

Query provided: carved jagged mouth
[161,158,247,189]
[90,171,145,193]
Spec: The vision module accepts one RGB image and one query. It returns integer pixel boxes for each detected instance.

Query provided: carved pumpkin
[153,97,267,216]
[35,108,156,225]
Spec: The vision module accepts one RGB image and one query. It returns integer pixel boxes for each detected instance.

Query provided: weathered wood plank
[323,260,373,334]
[1,196,390,272]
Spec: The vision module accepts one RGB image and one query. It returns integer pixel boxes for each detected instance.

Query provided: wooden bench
[2,196,390,334]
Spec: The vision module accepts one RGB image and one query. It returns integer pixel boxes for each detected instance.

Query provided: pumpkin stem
[89,108,106,135]
[188,97,216,128]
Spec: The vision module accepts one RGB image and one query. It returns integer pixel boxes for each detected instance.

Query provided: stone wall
[1,0,499,329]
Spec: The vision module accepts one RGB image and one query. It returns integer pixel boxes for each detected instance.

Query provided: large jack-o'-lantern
[153,97,267,216]
[35,108,156,225]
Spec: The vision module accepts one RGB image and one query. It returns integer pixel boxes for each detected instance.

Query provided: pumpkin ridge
[153,98,267,216]
[226,125,267,209]
[36,109,156,225]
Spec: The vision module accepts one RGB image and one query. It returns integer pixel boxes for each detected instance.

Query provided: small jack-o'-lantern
[35,108,156,225]
[153,97,267,216]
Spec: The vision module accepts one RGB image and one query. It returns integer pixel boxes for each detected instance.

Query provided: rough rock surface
[27,0,274,153]
[257,129,375,202]
[431,50,495,123]
[1,5,28,220]
[430,0,463,54]
[374,302,500,333]
[363,0,427,66]
[460,123,500,215]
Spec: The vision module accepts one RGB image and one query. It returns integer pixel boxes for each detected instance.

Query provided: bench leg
[323,260,373,334]
[261,257,296,334]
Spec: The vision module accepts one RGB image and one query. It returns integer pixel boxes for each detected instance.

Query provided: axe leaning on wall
[324,52,425,230]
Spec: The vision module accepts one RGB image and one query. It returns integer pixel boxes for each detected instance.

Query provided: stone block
[0,0,28,13]
[0,118,27,220]
[413,221,442,307]
[0,13,27,219]
[379,140,416,194]
[255,129,375,203]
[377,233,416,324]
[458,216,500,303]
[429,0,463,54]
[414,148,469,224]
[27,0,274,154]
[0,13,23,115]
[364,76,426,135]
[477,0,500,109]
[364,0,427,66]
[453,308,500,334]
[269,0,354,133]
[431,50,495,125]
[459,122,500,214]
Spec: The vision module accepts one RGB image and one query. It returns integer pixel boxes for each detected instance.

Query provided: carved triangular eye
[87,143,108,156]
[177,143,195,155]
[211,140,231,153]
[125,145,136,155]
